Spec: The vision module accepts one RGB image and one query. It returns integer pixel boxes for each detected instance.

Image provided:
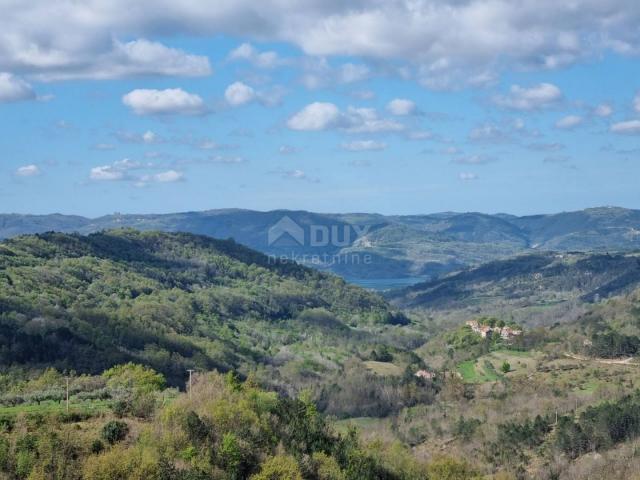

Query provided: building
[414,369,436,380]
[466,320,522,340]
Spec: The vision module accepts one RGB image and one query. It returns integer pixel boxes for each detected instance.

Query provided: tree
[102,363,166,393]
[250,455,303,480]
[101,421,129,445]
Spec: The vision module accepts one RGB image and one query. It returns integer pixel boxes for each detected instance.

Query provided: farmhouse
[466,320,522,340]
[414,369,436,380]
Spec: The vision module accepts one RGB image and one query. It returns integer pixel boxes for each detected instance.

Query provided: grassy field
[457,360,501,383]
[363,361,403,376]
[0,399,112,416]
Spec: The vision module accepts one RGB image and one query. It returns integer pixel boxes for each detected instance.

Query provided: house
[466,319,522,340]
[414,369,436,380]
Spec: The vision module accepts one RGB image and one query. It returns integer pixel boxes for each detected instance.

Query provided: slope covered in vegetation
[0,230,410,389]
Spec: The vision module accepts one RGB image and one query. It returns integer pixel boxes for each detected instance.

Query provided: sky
[1,0,640,217]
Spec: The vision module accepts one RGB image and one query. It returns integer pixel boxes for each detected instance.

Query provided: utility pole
[187,369,196,398]
[65,377,70,412]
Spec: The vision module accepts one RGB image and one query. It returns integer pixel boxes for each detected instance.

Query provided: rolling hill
[2,206,640,283]
[388,251,640,328]
[0,229,410,388]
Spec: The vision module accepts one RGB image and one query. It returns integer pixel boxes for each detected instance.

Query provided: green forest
[3,230,640,479]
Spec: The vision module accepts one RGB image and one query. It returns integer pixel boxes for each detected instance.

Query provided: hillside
[2,207,640,283]
[0,230,412,392]
[388,251,640,328]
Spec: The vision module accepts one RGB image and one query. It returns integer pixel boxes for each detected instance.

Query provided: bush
[250,455,303,480]
[91,439,105,454]
[101,420,129,445]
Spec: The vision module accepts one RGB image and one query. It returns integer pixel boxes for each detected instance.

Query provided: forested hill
[388,251,640,328]
[0,230,407,385]
[2,206,640,281]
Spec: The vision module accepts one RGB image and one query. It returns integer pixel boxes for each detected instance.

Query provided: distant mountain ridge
[2,206,640,281]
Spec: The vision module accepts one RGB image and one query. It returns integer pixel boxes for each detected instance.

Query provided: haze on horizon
[2,1,640,216]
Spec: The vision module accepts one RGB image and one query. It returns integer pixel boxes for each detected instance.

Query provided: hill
[388,251,640,328]
[2,206,640,283]
[0,230,412,393]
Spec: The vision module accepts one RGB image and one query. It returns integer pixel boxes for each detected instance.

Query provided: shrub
[250,455,303,480]
[101,420,129,445]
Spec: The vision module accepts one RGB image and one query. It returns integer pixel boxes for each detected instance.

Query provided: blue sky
[1,1,640,217]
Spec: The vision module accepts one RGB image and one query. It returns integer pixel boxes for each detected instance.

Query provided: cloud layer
[3,1,640,87]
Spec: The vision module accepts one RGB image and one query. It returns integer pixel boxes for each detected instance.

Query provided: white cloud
[287,102,404,133]
[343,106,404,133]
[15,164,40,177]
[122,88,205,115]
[142,131,157,143]
[90,165,125,181]
[594,103,613,117]
[0,73,35,102]
[287,102,342,131]
[555,115,583,129]
[610,120,640,135]
[224,81,256,106]
[342,140,387,152]
[149,170,184,183]
[387,98,416,116]
[67,39,210,81]
[4,2,640,88]
[90,158,184,184]
[493,83,562,110]
[459,172,479,181]
[285,169,307,179]
[228,43,281,68]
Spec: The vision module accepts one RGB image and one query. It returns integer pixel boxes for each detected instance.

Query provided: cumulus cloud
[48,39,209,81]
[387,98,416,116]
[122,88,205,115]
[15,164,40,177]
[90,165,126,181]
[493,83,562,110]
[89,158,180,184]
[4,1,640,87]
[224,81,256,106]
[287,102,342,131]
[0,73,35,102]
[555,115,583,129]
[287,102,404,133]
[610,120,640,135]
[341,140,387,152]
[146,170,184,183]
[594,103,613,117]
[228,43,281,68]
